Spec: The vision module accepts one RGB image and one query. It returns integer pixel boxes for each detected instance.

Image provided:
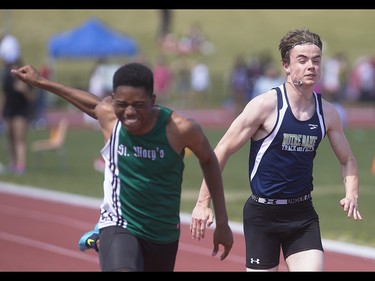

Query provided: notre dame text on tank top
[98,106,185,244]
[248,84,326,198]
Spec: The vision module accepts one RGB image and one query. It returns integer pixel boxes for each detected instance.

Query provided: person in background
[0,33,20,65]
[84,58,121,129]
[85,59,121,173]
[0,57,36,174]
[190,60,210,107]
[251,61,284,99]
[321,52,348,102]
[30,63,51,130]
[228,55,251,116]
[190,27,362,271]
[11,62,233,271]
[153,55,173,106]
[0,33,36,174]
[157,9,173,43]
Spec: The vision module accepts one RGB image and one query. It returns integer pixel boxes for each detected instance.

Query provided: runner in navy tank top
[192,28,362,271]
[249,83,326,199]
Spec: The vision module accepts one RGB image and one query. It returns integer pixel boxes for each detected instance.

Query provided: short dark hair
[279,28,323,64]
[113,62,154,97]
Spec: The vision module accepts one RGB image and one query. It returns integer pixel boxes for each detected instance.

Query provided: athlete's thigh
[281,217,323,259]
[281,218,324,272]
[243,198,281,270]
[99,226,143,271]
[285,249,324,271]
[142,239,179,272]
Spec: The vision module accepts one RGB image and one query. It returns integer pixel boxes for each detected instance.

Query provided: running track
[1,182,375,272]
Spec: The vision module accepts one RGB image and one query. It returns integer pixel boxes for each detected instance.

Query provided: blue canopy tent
[48,17,138,59]
[45,17,139,107]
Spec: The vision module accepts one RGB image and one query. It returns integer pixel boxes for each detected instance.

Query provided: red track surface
[1,183,375,272]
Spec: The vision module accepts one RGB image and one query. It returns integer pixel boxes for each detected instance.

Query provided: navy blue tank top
[248,84,326,198]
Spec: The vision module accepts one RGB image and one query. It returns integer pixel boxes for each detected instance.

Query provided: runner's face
[287,43,322,86]
[113,85,155,135]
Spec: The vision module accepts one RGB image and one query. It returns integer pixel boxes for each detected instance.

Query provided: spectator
[171,56,192,107]
[229,55,251,115]
[321,52,348,102]
[153,55,173,105]
[158,10,173,42]
[30,63,51,130]
[0,33,20,65]
[1,57,36,174]
[190,61,210,107]
[84,58,121,129]
[347,55,375,102]
[178,22,214,56]
[251,62,284,99]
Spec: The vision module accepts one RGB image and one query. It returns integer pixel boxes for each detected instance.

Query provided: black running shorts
[99,225,179,271]
[243,197,324,270]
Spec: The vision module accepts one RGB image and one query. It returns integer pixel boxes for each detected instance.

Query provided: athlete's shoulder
[320,99,343,128]
[248,88,278,113]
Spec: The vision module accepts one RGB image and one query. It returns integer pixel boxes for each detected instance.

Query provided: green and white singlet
[98,106,185,244]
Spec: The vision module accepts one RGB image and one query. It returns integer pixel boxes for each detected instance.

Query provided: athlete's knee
[246,265,279,272]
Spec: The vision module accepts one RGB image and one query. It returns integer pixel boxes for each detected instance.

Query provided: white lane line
[0,204,94,230]
[1,181,375,260]
[0,231,98,263]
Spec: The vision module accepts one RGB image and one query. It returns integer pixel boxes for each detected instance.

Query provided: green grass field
[0,125,374,247]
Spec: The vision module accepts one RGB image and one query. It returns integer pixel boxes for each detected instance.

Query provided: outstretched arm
[191,92,275,240]
[325,102,362,221]
[180,116,233,261]
[11,65,101,118]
